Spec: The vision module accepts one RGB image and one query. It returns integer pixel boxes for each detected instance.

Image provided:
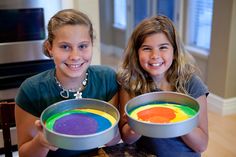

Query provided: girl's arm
[181,95,209,152]
[15,105,58,157]
[106,92,121,146]
[108,92,119,109]
[119,88,142,144]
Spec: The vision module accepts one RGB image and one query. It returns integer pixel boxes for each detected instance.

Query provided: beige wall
[207,0,236,99]
[226,0,236,98]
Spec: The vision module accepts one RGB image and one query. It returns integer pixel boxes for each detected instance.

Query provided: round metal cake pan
[125,91,199,138]
[40,98,120,150]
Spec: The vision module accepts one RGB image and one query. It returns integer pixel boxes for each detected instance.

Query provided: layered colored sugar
[45,108,116,135]
[129,103,197,124]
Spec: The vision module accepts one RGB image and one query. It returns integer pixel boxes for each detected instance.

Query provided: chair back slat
[0,101,16,157]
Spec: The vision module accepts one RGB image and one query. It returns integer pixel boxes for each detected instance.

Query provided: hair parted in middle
[117,15,197,96]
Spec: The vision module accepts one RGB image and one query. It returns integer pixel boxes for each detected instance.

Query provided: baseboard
[207,93,236,115]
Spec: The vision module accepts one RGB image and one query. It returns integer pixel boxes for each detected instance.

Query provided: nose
[70,48,81,60]
[151,49,160,59]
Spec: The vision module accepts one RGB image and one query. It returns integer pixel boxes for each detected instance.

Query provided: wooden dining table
[79,143,157,157]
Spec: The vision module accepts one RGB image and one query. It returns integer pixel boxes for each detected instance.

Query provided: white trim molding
[207,93,236,116]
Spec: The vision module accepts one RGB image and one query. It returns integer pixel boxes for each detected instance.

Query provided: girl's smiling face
[138,33,174,79]
[47,25,92,79]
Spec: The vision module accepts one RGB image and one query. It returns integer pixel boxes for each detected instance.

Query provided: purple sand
[53,114,98,135]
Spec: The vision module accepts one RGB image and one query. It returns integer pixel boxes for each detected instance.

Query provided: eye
[59,44,70,51]
[78,43,89,50]
[142,47,151,51]
[159,45,168,50]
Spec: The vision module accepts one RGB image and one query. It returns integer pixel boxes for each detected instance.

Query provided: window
[113,0,126,29]
[187,0,214,52]
[113,0,176,29]
[134,0,176,27]
[134,0,148,26]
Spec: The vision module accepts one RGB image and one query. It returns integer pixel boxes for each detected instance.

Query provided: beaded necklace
[55,73,88,99]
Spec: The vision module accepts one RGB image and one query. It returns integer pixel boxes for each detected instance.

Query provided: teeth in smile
[69,64,80,68]
[152,63,162,66]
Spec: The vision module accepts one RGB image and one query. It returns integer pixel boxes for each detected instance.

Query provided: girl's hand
[121,114,142,144]
[105,128,121,146]
[34,120,58,151]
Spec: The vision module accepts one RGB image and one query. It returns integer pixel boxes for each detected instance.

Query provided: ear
[45,41,53,57]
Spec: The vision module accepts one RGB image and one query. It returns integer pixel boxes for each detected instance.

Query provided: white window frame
[113,0,127,30]
[185,0,214,57]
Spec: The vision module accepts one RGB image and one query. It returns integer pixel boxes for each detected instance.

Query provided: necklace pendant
[60,89,69,99]
[74,91,82,99]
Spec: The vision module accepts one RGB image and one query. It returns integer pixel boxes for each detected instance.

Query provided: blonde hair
[43,9,94,57]
[117,15,197,96]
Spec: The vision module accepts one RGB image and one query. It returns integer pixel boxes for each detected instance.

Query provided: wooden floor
[202,111,236,157]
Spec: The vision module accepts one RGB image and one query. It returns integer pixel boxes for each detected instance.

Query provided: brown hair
[117,15,197,96]
[43,9,94,57]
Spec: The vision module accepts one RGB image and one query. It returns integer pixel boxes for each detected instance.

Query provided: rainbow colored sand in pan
[45,108,116,135]
[129,103,197,124]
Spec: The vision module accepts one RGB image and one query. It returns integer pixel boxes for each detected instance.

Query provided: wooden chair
[0,101,16,157]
